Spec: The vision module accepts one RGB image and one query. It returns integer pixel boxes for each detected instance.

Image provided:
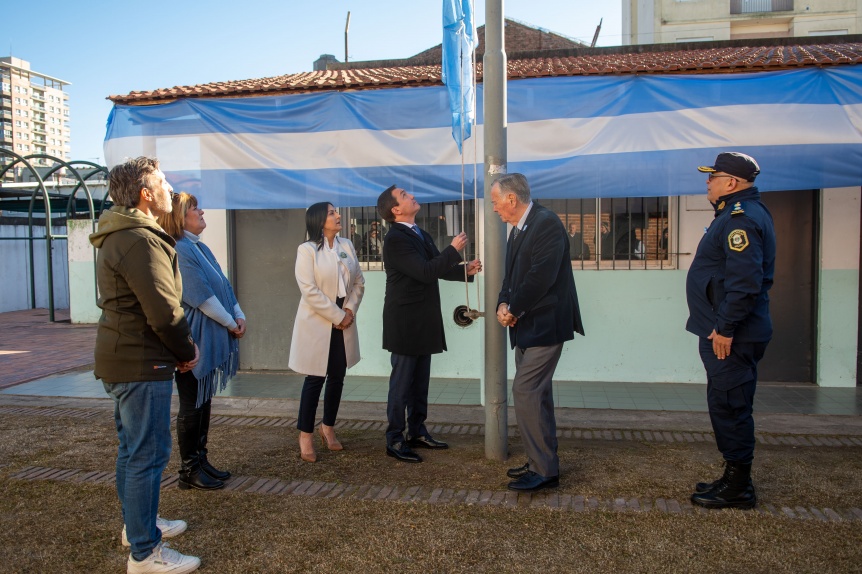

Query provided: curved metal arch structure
[0,150,108,322]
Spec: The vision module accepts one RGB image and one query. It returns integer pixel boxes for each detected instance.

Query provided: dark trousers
[698,337,768,464]
[176,370,208,417]
[513,344,563,477]
[385,353,431,445]
[297,325,347,433]
[175,370,216,470]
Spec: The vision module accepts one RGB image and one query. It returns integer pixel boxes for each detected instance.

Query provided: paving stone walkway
[4,405,862,524]
[3,405,860,448]
[0,309,96,390]
[8,463,862,523]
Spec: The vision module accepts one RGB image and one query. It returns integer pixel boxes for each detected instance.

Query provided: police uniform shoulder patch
[730,202,745,217]
[728,229,749,252]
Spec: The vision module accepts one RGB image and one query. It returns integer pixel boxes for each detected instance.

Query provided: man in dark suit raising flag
[492,173,585,492]
[377,185,482,463]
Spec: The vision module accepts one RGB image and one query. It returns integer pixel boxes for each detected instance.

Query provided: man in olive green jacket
[90,157,201,574]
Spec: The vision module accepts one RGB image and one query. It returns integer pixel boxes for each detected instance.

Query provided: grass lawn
[1,411,860,573]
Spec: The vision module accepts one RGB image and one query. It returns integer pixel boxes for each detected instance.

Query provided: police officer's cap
[697,152,760,182]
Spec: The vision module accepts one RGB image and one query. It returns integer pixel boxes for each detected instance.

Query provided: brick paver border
[7,464,862,523]
[3,405,861,448]
[0,406,102,420]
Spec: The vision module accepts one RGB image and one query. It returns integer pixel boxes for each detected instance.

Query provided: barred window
[339,197,672,272]
[340,201,478,272]
[544,197,675,269]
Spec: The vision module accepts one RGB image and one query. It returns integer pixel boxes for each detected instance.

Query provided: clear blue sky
[5,0,621,166]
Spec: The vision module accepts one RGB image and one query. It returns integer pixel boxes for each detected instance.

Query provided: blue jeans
[103,380,173,561]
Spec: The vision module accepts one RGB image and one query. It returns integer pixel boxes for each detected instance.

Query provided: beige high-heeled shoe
[299,431,317,462]
[319,424,343,451]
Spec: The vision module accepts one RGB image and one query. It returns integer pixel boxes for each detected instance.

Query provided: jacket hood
[89,206,174,248]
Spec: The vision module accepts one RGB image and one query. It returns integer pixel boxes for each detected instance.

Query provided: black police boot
[198,401,231,481]
[694,461,730,494]
[691,461,756,509]
[177,411,224,491]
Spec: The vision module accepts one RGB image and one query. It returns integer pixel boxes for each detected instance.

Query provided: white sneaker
[122,516,188,547]
[127,541,200,574]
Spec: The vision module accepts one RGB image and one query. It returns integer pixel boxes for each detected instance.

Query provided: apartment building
[623,0,862,44]
[0,57,71,168]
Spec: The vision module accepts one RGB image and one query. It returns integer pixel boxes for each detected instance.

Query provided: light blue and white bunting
[104,66,862,209]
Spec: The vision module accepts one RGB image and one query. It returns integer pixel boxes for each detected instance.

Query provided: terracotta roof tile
[108,43,862,105]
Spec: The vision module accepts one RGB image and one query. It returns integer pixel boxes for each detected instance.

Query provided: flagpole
[483,0,508,461]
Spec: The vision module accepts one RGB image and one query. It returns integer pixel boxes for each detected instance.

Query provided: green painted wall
[816,269,859,387]
[349,270,705,383]
[350,272,489,379]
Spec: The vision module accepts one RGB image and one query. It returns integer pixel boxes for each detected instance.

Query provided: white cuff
[199,296,238,330]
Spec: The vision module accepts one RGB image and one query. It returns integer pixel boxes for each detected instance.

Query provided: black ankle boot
[694,461,730,494]
[200,457,230,482]
[179,463,224,490]
[177,412,224,491]
[691,461,756,509]
[198,401,230,481]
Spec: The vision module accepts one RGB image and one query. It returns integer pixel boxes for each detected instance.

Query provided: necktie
[511,226,520,241]
[412,225,423,237]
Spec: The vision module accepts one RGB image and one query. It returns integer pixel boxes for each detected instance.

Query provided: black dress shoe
[507,462,530,479]
[507,471,559,492]
[386,442,423,463]
[406,435,449,449]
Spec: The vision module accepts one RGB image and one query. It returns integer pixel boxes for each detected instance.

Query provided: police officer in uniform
[685,152,776,510]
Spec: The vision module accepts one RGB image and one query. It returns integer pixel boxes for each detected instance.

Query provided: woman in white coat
[289,202,365,462]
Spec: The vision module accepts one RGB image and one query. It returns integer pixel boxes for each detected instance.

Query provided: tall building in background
[623,0,862,44]
[0,57,71,167]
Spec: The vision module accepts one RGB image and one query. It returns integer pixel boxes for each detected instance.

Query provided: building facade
[81,32,862,388]
[623,0,862,44]
[0,57,71,171]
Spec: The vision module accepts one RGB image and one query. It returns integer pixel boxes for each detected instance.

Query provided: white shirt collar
[183,230,200,243]
[516,201,534,231]
[323,236,339,253]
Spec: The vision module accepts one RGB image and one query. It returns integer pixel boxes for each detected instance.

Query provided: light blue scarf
[175,235,239,407]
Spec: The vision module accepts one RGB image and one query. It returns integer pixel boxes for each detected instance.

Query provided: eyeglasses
[707,173,741,182]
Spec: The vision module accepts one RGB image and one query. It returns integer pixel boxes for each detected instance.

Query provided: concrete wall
[341,187,859,386]
[816,186,860,387]
[67,188,861,387]
[234,209,306,371]
[331,268,701,384]
[201,209,229,272]
[794,14,858,35]
[66,209,231,325]
[67,219,99,323]
[624,0,860,44]
[0,223,68,312]
[680,187,861,387]
[634,0,657,44]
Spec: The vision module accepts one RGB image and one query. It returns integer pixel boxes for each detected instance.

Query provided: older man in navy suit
[492,173,585,492]
[377,185,482,463]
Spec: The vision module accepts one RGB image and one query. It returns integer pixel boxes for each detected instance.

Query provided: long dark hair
[305,202,332,250]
